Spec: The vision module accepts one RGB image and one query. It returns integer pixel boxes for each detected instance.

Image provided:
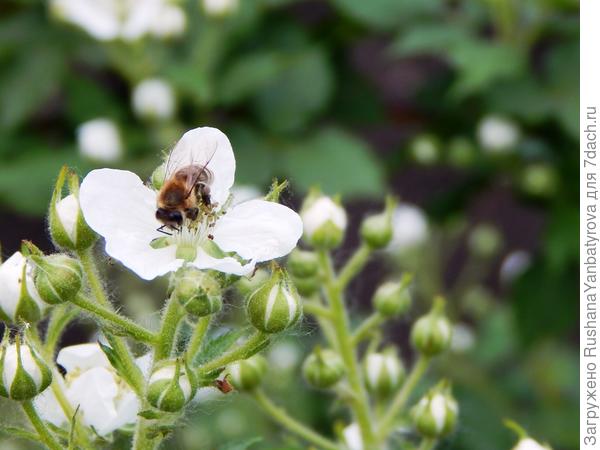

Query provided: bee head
[156,208,183,229]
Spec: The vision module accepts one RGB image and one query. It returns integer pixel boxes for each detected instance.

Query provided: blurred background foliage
[0,0,578,449]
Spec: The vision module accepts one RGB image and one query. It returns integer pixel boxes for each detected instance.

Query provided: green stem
[44,305,78,357]
[418,437,437,450]
[154,293,184,362]
[303,300,333,319]
[186,316,212,363]
[71,294,156,344]
[22,400,63,450]
[131,402,160,450]
[377,356,430,439]
[352,313,384,346]
[337,244,372,290]
[251,389,340,450]
[197,331,269,376]
[318,250,376,448]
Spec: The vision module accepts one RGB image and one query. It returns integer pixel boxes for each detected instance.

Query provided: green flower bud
[373,274,412,317]
[520,164,558,198]
[448,137,476,168]
[172,268,222,317]
[411,380,458,438]
[291,275,320,297]
[287,249,319,278]
[227,354,267,391]
[151,163,166,190]
[411,135,440,165]
[360,196,396,250]
[301,192,347,249]
[32,254,83,305]
[147,359,197,412]
[0,252,47,324]
[468,224,502,258]
[364,349,405,397]
[246,269,302,334]
[302,348,344,389]
[236,269,270,298]
[411,297,453,356]
[0,337,52,400]
[49,166,97,251]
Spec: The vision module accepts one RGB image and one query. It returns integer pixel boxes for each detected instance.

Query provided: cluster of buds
[147,359,197,412]
[227,354,267,391]
[302,347,345,389]
[411,380,458,437]
[373,273,413,318]
[300,191,347,250]
[411,296,453,356]
[363,349,405,398]
[171,268,222,318]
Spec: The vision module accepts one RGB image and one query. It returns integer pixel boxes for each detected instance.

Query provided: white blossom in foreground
[132,78,175,120]
[77,118,123,162]
[35,343,140,435]
[79,127,303,280]
[513,438,552,450]
[202,0,239,16]
[388,204,428,252]
[50,0,186,41]
[477,115,520,153]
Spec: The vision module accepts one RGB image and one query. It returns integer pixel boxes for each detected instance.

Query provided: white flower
[342,423,363,450]
[0,252,47,323]
[35,343,141,435]
[132,78,175,120]
[50,0,186,41]
[79,127,303,280]
[301,196,347,237]
[450,323,475,353]
[500,250,531,285]
[477,115,520,153]
[202,0,239,16]
[55,194,79,242]
[388,204,428,252]
[513,438,552,450]
[77,118,123,162]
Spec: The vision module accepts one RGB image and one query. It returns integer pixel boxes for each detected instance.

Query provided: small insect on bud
[0,252,47,324]
[411,297,453,357]
[287,249,319,279]
[49,167,97,251]
[172,268,222,317]
[363,349,405,398]
[147,359,197,412]
[411,380,458,438]
[32,254,83,305]
[0,336,52,401]
[468,224,502,258]
[246,269,302,334]
[302,348,344,389]
[227,354,267,391]
[300,192,347,250]
[360,197,396,249]
[373,273,413,318]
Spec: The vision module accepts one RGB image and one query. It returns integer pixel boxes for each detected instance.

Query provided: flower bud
[77,118,123,162]
[235,269,269,298]
[302,348,344,389]
[477,115,520,153]
[172,268,222,317]
[202,0,239,17]
[132,78,175,121]
[287,249,319,278]
[246,269,302,334]
[373,274,412,317]
[411,297,452,356]
[0,252,47,324]
[227,354,267,391]
[147,359,196,412]
[520,164,558,198]
[363,349,405,397]
[0,337,52,400]
[513,438,552,450]
[468,224,502,258]
[32,254,83,305]
[301,193,347,249]
[360,197,395,249]
[410,135,440,165]
[49,167,97,251]
[291,275,320,298]
[411,381,458,438]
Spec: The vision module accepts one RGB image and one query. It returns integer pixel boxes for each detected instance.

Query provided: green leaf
[225,124,277,186]
[194,327,249,367]
[390,23,472,56]
[218,437,262,450]
[0,425,40,443]
[331,0,442,29]
[138,409,164,420]
[283,128,384,196]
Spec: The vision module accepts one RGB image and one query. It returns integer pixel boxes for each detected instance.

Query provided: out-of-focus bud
[150,4,186,38]
[364,349,405,397]
[302,348,344,389]
[500,250,531,286]
[202,0,239,17]
[477,115,520,153]
[301,192,347,250]
[132,78,175,121]
[172,268,222,317]
[411,297,452,356]
[32,254,83,305]
[410,135,440,165]
[450,323,475,353]
[292,276,320,298]
[246,269,302,333]
[77,118,123,162]
[0,252,47,324]
[360,197,396,249]
[448,137,476,168]
[513,438,552,450]
[387,204,429,253]
[227,354,267,391]
[520,164,558,198]
[468,224,502,258]
[0,337,52,400]
[287,249,319,279]
[49,167,97,251]
[411,380,458,438]
[373,273,413,318]
[147,359,196,412]
[236,269,269,298]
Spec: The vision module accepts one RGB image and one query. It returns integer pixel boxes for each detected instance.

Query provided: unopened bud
[360,197,396,249]
[411,135,440,165]
[291,275,320,297]
[513,438,552,450]
[0,337,52,400]
[227,354,267,391]
[411,381,458,438]
[147,359,196,412]
[246,269,302,333]
[468,224,502,258]
[32,254,83,305]
[172,268,222,317]
[373,274,412,317]
[411,297,452,356]
[302,348,344,389]
[287,249,319,278]
[364,349,405,397]
[301,192,347,249]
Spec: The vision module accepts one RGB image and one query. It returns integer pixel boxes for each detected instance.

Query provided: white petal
[57,343,111,372]
[430,394,447,432]
[191,249,254,276]
[150,4,186,37]
[121,0,162,40]
[132,78,175,120]
[55,194,79,242]
[35,386,68,427]
[343,423,363,450]
[212,199,302,263]
[51,0,121,41]
[0,252,45,321]
[79,168,184,280]
[301,196,347,237]
[388,204,428,251]
[165,127,236,206]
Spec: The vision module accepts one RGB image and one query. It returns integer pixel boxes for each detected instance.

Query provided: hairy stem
[337,244,372,290]
[154,293,184,362]
[186,316,212,363]
[418,437,437,450]
[44,305,78,357]
[197,331,269,376]
[352,312,384,346]
[22,400,63,450]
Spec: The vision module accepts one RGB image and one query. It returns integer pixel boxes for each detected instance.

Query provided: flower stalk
[21,400,63,450]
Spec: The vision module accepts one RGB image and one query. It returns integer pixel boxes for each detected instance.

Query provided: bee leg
[156,225,173,236]
[199,183,211,206]
[185,207,199,221]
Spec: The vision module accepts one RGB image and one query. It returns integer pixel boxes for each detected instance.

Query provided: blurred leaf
[390,23,471,55]
[227,124,278,187]
[544,204,578,272]
[331,0,442,29]
[284,128,383,196]
[65,75,124,123]
[194,327,249,366]
[218,437,262,450]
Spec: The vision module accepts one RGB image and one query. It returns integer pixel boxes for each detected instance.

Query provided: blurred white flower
[342,423,363,450]
[77,118,123,162]
[301,195,347,248]
[513,438,552,450]
[477,115,520,153]
[450,323,475,353]
[202,0,239,16]
[388,204,428,252]
[50,0,186,41]
[132,78,175,120]
[35,343,142,435]
[500,250,531,285]
[268,340,302,372]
